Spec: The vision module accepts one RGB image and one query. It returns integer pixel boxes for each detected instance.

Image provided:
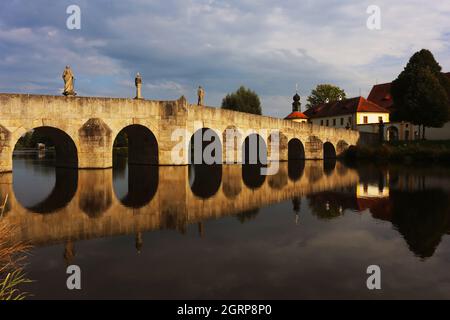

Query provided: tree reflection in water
[389,189,450,259]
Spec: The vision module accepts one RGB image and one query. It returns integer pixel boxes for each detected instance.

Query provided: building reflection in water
[307,165,450,259]
[3,157,450,261]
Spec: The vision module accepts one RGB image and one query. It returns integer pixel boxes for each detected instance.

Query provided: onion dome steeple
[292,92,301,112]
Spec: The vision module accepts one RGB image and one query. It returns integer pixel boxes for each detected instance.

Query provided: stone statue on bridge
[62,65,76,96]
[197,86,205,106]
[135,73,143,99]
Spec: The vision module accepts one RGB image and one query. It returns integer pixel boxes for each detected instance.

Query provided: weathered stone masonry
[0,93,361,172]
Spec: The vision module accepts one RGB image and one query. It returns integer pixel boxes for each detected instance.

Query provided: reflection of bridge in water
[0,161,358,247]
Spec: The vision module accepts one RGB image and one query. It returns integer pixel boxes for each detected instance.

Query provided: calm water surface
[1,152,450,299]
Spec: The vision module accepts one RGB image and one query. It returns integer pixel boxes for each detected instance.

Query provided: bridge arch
[387,126,399,141]
[13,126,78,168]
[113,124,158,165]
[288,138,305,160]
[323,142,336,159]
[189,128,222,164]
[242,133,267,165]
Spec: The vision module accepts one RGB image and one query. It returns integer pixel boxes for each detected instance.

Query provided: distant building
[284,93,308,123]
[367,73,450,141]
[303,96,390,129]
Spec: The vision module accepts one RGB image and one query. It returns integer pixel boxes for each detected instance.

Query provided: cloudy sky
[1,0,450,117]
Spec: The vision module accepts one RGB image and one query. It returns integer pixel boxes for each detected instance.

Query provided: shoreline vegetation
[0,220,31,300]
[343,140,450,164]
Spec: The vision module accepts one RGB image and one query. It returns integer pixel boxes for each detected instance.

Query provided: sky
[1,0,450,117]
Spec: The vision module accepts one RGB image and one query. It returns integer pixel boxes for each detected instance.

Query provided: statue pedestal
[63,91,77,97]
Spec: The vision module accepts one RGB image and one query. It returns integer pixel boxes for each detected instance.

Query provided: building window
[363,116,368,124]
[320,120,323,126]
[333,119,336,126]
[326,120,329,126]
[340,118,344,126]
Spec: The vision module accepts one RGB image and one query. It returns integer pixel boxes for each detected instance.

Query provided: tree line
[221,49,450,141]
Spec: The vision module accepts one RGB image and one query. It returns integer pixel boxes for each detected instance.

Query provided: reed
[0,221,32,300]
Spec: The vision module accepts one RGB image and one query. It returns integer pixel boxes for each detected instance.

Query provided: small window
[363,116,368,124]
[340,118,344,126]
[320,120,323,126]
[326,120,329,126]
[333,119,336,126]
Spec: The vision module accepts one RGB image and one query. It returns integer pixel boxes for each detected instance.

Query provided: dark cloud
[1,0,449,116]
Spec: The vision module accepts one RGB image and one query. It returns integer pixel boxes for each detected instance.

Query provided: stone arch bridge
[0,93,361,172]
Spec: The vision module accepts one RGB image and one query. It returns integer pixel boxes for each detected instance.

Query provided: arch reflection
[288,160,305,182]
[14,167,78,214]
[120,165,159,208]
[189,164,222,199]
[242,164,266,190]
[323,158,337,176]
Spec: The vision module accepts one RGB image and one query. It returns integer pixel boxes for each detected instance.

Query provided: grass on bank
[0,221,32,300]
[343,140,450,163]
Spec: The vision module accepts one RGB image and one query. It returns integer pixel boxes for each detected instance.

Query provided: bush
[342,140,450,164]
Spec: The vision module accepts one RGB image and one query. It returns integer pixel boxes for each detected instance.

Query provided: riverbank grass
[344,140,450,163]
[0,221,32,300]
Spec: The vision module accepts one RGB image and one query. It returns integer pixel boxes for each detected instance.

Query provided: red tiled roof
[367,83,394,110]
[284,111,308,120]
[367,72,450,111]
[303,96,388,119]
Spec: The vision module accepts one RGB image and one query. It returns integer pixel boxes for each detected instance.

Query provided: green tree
[391,49,450,139]
[306,84,346,109]
[15,130,54,149]
[221,86,262,115]
[113,131,128,148]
